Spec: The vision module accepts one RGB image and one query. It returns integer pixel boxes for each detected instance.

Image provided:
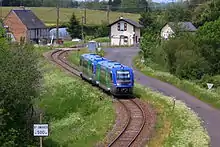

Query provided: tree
[0,28,41,146]
[162,36,210,79]
[192,0,220,27]
[139,12,155,30]
[163,4,192,22]
[196,18,220,74]
[66,12,81,39]
[111,0,121,11]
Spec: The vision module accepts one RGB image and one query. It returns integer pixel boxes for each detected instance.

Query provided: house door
[136,36,138,43]
[124,36,128,45]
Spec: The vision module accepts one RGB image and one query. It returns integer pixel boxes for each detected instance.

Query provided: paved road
[104,47,220,147]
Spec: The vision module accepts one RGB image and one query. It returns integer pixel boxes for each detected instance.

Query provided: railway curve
[44,48,156,147]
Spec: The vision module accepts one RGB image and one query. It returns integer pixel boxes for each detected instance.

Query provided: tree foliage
[163,4,192,22]
[162,36,210,79]
[196,19,220,74]
[139,0,220,80]
[192,0,220,27]
[66,12,81,39]
[0,26,41,146]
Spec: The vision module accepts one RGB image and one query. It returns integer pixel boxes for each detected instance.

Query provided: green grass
[67,48,90,66]
[62,41,79,47]
[134,84,210,147]
[35,47,115,146]
[94,37,110,42]
[2,7,140,26]
[134,56,220,109]
[66,50,210,147]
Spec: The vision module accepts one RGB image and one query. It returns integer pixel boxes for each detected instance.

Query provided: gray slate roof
[12,9,47,29]
[108,17,143,28]
[168,22,197,32]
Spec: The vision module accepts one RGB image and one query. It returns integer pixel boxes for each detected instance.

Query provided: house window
[117,23,120,31]
[124,23,127,31]
[117,22,125,31]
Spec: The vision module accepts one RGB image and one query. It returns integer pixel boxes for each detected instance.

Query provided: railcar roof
[98,60,130,70]
[81,53,106,62]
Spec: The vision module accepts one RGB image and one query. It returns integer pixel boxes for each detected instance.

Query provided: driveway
[104,47,220,147]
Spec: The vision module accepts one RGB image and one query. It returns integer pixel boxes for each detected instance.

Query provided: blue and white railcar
[79,53,106,83]
[95,60,134,96]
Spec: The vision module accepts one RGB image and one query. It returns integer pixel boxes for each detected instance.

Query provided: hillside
[1,7,140,26]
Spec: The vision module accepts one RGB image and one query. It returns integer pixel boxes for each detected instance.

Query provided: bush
[161,36,210,80]
[0,42,41,146]
[84,23,108,38]
[198,75,220,88]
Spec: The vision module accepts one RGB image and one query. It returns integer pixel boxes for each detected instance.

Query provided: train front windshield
[116,70,131,81]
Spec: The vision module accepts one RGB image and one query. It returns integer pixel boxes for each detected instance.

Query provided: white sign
[33,124,49,137]
[207,83,214,90]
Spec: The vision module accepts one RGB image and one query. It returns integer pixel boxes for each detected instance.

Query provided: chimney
[119,16,123,19]
[19,6,25,10]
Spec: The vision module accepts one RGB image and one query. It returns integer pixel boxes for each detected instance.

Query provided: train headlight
[117,83,120,86]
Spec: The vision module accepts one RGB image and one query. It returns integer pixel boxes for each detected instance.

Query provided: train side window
[83,60,87,67]
[110,73,112,81]
[80,58,82,65]
[89,62,93,71]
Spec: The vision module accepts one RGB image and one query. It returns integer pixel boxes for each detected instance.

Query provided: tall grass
[35,52,114,146]
[134,84,210,147]
[134,56,220,109]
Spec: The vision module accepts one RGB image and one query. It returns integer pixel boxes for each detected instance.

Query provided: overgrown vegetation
[137,0,220,108]
[134,84,210,147]
[37,54,114,146]
[0,28,41,146]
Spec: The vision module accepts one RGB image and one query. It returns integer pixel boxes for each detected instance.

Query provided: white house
[108,17,143,46]
[161,22,197,40]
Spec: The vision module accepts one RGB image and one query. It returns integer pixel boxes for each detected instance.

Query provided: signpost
[207,83,214,90]
[34,113,49,147]
[33,124,49,137]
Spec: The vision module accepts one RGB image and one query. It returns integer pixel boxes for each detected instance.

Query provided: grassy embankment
[1,7,139,26]
[68,49,210,147]
[134,56,220,109]
[35,47,115,146]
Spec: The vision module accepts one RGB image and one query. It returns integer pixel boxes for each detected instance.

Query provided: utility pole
[39,113,43,147]
[56,1,60,45]
[107,5,110,24]
[81,16,84,43]
[84,0,86,24]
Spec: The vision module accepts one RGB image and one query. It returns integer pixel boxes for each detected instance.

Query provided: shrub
[0,42,41,146]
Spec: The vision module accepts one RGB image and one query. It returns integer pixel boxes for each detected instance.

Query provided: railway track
[108,99,146,147]
[48,49,148,147]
